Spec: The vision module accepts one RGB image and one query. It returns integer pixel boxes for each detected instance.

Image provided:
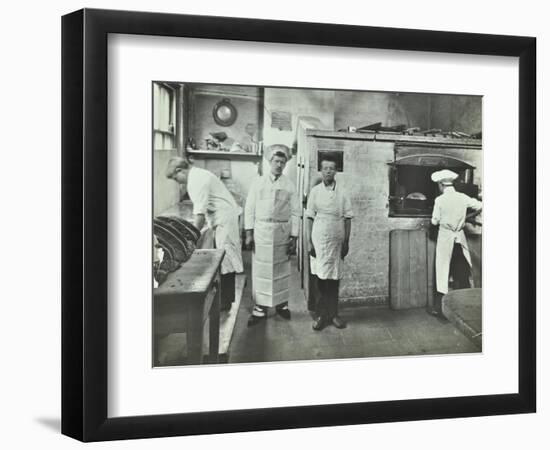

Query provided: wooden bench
[153,249,225,365]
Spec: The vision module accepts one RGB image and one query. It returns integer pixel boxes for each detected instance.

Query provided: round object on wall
[212,98,237,127]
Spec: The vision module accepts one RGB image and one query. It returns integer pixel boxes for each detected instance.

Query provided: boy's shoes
[248,305,267,327]
[276,305,291,320]
[312,317,328,331]
[332,316,347,329]
[247,314,266,327]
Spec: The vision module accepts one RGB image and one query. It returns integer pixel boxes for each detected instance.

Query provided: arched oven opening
[388,152,478,218]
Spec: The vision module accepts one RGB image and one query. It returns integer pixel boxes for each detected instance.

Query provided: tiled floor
[228,251,479,364]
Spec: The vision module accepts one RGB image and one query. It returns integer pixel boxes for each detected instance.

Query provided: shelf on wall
[186,150,262,161]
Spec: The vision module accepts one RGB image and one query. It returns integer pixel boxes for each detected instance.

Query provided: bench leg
[187,302,203,365]
[209,284,221,363]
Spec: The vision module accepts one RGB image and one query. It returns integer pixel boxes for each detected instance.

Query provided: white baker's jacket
[244,173,300,307]
[244,174,300,236]
[305,181,353,280]
[187,166,243,274]
[431,186,482,294]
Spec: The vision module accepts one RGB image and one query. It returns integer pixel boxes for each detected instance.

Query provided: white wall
[1,1,546,450]
[263,87,335,186]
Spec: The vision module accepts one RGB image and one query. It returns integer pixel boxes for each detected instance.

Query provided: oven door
[388,147,477,218]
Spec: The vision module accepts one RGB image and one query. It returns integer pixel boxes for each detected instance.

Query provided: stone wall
[309,134,482,306]
[334,91,431,131]
[429,94,482,136]
[189,85,262,148]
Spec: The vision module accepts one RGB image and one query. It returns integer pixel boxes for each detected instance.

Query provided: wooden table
[153,249,225,365]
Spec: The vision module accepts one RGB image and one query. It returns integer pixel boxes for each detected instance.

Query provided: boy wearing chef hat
[430,169,482,317]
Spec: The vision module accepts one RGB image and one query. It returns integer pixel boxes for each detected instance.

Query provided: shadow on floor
[229,251,480,364]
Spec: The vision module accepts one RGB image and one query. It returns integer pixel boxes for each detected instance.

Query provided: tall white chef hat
[265,144,292,161]
[431,169,458,185]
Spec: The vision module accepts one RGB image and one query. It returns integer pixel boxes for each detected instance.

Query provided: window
[317,150,344,171]
[153,82,176,150]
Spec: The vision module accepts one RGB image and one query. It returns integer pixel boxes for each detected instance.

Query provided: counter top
[154,249,225,297]
[186,150,262,161]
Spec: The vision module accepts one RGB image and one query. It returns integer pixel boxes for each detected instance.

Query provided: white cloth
[213,214,244,274]
[245,174,300,307]
[306,181,353,280]
[431,186,482,294]
[187,166,243,274]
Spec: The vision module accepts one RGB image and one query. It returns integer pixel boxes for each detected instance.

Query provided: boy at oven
[430,169,482,317]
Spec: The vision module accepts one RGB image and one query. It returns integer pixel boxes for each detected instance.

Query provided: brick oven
[297,129,482,307]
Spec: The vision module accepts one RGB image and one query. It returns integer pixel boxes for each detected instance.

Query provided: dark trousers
[315,277,340,320]
[450,244,471,290]
[220,272,235,309]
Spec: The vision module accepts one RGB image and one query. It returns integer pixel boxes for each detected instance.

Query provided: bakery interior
[152,81,483,366]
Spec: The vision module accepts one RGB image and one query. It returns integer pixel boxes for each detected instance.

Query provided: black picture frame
[62,8,536,442]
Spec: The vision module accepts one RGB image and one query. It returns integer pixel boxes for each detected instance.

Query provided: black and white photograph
[152,82,483,367]
[1,0,543,447]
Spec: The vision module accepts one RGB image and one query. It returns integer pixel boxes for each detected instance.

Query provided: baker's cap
[431,169,458,185]
[265,144,292,161]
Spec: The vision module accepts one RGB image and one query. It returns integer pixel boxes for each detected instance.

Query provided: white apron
[435,225,472,294]
[213,210,244,275]
[252,187,292,308]
[310,213,345,280]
